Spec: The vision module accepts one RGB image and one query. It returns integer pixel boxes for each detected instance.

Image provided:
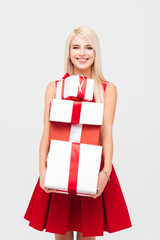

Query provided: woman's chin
[74,64,92,71]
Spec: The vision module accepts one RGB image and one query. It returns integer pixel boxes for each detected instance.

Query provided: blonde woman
[24,26,132,239]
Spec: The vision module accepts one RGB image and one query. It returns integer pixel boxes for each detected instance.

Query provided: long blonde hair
[64,26,107,103]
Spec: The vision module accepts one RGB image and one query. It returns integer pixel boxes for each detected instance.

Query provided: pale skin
[39,35,117,240]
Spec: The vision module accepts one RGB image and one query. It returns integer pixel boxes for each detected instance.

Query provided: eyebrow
[72,44,92,47]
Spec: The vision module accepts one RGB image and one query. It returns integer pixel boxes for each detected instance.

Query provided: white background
[0,0,159,240]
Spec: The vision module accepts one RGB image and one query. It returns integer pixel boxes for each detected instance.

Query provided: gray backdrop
[0,0,159,240]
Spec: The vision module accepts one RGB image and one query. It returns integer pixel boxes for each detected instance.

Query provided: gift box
[49,122,101,145]
[44,139,102,197]
[56,75,94,101]
[49,99,104,125]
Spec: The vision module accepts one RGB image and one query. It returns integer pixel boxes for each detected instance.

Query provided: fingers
[91,186,101,199]
[91,193,100,199]
[41,185,58,193]
[40,183,104,197]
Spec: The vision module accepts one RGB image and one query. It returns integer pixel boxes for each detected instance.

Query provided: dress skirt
[24,155,132,237]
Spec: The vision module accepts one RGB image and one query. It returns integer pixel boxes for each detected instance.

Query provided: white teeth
[77,58,88,62]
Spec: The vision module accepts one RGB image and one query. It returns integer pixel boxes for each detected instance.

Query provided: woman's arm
[92,82,117,198]
[101,82,117,175]
[39,81,56,189]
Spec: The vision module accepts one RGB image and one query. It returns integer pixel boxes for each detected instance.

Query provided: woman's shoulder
[46,81,56,91]
[100,80,117,107]
[101,80,117,95]
[46,78,62,89]
[45,81,58,99]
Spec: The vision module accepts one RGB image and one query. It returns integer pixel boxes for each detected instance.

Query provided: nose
[79,47,85,56]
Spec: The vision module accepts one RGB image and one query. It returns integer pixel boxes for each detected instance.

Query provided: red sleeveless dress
[24,74,132,237]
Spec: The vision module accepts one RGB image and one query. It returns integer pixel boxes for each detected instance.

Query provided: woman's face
[69,35,95,72]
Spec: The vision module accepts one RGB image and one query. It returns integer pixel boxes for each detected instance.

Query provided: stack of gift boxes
[44,74,104,197]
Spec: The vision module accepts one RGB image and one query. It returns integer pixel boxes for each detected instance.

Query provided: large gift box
[49,98,104,125]
[44,139,102,196]
[56,75,94,101]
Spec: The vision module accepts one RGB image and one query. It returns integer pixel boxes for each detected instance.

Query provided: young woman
[24,26,132,239]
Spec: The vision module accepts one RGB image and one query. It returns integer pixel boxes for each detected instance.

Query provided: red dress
[24,73,132,237]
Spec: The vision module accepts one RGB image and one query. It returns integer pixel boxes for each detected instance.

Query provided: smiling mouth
[76,58,89,62]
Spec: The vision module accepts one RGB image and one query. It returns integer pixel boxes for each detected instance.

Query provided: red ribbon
[68,142,80,194]
[61,72,70,99]
[71,101,82,123]
[61,78,65,99]
[77,75,87,99]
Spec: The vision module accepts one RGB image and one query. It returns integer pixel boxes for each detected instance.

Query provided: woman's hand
[40,168,58,194]
[91,170,110,199]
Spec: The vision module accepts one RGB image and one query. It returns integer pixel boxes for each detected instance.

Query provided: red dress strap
[102,81,109,93]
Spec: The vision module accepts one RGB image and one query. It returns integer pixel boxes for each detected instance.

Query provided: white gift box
[44,139,102,197]
[56,75,94,101]
[49,99,104,125]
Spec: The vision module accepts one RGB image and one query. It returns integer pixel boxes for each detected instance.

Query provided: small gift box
[49,99,104,125]
[56,75,94,101]
[44,139,102,196]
